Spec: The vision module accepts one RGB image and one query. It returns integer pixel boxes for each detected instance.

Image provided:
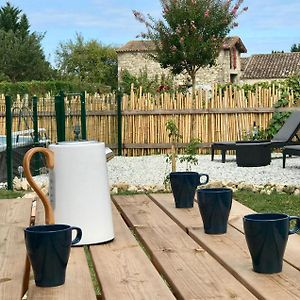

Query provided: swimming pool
[0,135,34,152]
[0,129,48,182]
[0,129,48,152]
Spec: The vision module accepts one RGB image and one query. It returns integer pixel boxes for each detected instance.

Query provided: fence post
[55,92,66,142]
[117,91,122,156]
[80,91,87,140]
[5,96,13,190]
[32,96,40,175]
[33,96,39,145]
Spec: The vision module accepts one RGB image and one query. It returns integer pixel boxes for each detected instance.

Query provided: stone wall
[118,48,243,87]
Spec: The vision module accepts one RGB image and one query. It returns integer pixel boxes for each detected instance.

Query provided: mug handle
[71,227,82,245]
[23,147,55,225]
[198,174,209,185]
[289,216,300,235]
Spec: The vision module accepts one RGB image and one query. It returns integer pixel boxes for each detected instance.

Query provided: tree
[291,43,300,52]
[133,0,247,137]
[271,50,284,53]
[0,2,54,82]
[55,33,118,90]
[133,0,247,97]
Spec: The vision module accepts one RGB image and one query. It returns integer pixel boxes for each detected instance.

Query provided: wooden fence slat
[0,87,298,156]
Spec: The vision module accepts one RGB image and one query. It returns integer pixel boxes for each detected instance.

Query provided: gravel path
[2,153,299,190]
[107,154,300,187]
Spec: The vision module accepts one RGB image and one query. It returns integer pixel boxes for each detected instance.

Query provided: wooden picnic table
[1,193,300,299]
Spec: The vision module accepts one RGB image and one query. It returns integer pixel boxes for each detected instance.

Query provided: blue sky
[6,0,300,65]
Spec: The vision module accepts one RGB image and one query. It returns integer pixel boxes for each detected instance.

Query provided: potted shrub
[165,119,209,208]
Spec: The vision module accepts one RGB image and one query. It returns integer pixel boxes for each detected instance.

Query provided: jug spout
[105,147,114,161]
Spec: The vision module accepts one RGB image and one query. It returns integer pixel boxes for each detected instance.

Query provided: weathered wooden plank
[149,193,255,230]
[121,107,277,115]
[90,203,175,300]
[150,193,300,299]
[189,226,300,299]
[151,193,300,270]
[0,103,298,118]
[149,193,201,230]
[105,142,213,150]
[0,198,33,300]
[27,199,96,300]
[0,198,33,226]
[113,194,257,300]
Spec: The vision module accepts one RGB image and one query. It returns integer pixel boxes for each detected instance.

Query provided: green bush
[0,80,111,97]
[243,92,292,141]
[286,75,300,100]
[217,75,300,101]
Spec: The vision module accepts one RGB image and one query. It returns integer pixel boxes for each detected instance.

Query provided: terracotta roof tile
[117,36,247,53]
[242,52,300,79]
[222,36,247,53]
[241,57,250,71]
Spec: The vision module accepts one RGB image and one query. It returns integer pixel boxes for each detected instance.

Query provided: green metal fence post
[59,91,66,142]
[55,92,66,142]
[33,96,39,145]
[54,95,61,142]
[5,96,13,190]
[117,91,123,156]
[80,91,87,140]
[32,96,40,175]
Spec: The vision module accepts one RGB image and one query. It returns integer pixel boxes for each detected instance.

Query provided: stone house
[116,36,247,88]
[240,52,300,84]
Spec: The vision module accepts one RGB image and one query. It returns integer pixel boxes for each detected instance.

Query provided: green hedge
[0,80,111,97]
[217,75,300,100]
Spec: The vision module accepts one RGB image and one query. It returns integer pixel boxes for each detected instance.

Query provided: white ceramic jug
[23,141,114,245]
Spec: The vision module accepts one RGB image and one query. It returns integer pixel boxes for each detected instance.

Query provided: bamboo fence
[0,85,298,156]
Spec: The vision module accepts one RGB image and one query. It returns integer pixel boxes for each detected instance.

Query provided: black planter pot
[170,172,209,208]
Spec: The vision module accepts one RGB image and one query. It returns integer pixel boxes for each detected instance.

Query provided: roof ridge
[252,52,300,57]
[117,36,247,53]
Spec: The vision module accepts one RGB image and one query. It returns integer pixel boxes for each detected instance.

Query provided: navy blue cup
[24,224,82,287]
[243,213,300,274]
[197,188,232,234]
[170,172,209,208]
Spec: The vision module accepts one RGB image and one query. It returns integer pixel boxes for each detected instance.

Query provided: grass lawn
[234,190,300,216]
[0,189,24,199]
[1,188,299,216]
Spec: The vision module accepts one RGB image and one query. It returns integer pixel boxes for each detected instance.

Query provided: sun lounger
[211,111,300,163]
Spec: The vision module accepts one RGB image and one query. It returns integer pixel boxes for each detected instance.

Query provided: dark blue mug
[24,224,82,287]
[243,213,300,274]
[197,188,232,234]
[170,172,209,208]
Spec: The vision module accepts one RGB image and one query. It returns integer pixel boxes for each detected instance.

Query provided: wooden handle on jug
[23,147,55,224]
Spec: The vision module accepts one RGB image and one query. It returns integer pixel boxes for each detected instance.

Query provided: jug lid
[55,141,98,146]
[49,141,105,148]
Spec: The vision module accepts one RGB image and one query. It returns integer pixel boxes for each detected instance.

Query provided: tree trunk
[171,142,176,172]
[191,72,196,139]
